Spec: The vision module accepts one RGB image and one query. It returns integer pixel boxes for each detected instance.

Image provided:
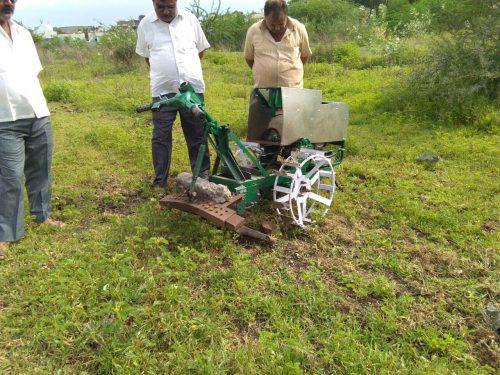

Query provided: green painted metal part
[145,83,346,214]
[152,83,271,208]
[256,88,282,117]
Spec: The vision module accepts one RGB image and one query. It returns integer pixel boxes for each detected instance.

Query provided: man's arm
[244,25,254,70]
[193,16,210,60]
[300,24,312,65]
[136,21,150,64]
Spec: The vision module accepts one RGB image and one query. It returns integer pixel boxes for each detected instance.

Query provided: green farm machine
[137,83,348,241]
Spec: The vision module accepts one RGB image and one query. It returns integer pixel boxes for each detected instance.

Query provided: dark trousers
[0,117,53,242]
[151,93,210,187]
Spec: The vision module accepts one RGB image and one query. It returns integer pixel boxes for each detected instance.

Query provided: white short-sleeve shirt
[136,9,211,97]
[0,20,50,122]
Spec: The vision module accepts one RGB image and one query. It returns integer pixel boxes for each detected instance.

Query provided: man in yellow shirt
[244,0,312,88]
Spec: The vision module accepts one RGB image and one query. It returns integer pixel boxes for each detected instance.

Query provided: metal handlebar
[135,104,153,113]
[190,105,206,121]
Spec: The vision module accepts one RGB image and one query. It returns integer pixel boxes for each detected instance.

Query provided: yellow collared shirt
[244,17,312,88]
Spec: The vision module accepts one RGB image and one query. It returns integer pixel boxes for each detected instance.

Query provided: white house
[35,23,58,39]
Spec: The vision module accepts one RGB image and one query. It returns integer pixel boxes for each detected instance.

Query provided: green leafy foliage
[39,37,64,50]
[99,25,139,68]
[333,42,361,68]
[289,0,362,41]
[43,81,74,102]
[352,0,387,8]
[202,11,253,51]
[391,16,499,125]
[417,0,494,32]
[30,31,43,44]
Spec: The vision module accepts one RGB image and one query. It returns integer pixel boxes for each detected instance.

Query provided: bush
[417,0,493,32]
[385,0,413,35]
[40,37,64,50]
[397,26,499,126]
[63,37,88,48]
[333,42,361,68]
[202,11,253,51]
[99,26,138,68]
[44,81,74,102]
[310,43,336,63]
[30,31,43,44]
[289,0,363,41]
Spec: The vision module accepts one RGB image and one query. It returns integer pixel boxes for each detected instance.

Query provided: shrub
[202,11,253,51]
[40,37,64,50]
[333,42,361,68]
[385,0,413,35]
[63,37,88,48]
[30,31,43,44]
[289,0,363,41]
[44,81,74,102]
[417,0,493,32]
[310,42,336,63]
[397,26,499,126]
[99,26,138,68]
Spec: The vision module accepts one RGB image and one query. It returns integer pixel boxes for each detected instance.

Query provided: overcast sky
[14,0,261,28]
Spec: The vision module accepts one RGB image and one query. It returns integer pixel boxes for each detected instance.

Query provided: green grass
[0,51,498,374]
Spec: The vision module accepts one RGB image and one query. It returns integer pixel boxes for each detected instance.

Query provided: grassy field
[0,51,498,373]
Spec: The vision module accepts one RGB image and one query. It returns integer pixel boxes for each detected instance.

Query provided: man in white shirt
[0,0,64,260]
[136,0,211,189]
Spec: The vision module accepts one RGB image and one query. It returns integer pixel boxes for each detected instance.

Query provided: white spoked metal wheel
[230,143,263,168]
[273,154,335,227]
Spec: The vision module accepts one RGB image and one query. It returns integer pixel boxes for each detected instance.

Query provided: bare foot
[0,242,7,261]
[42,218,66,228]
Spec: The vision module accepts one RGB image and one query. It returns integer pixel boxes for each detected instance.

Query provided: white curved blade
[274,186,291,194]
[319,170,335,179]
[306,164,323,180]
[309,171,320,185]
[319,184,335,192]
[275,194,290,203]
[296,200,304,226]
[308,192,332,206]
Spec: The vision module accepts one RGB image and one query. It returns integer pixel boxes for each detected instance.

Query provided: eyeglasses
[156,5,176,11]
[2,0,18,4]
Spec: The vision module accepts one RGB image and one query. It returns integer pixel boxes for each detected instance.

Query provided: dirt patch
[51,103,81,114]
[474,328,500,369]
[95,179,150,215]
[481,218,499,234]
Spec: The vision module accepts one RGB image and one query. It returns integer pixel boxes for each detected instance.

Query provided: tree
[190,0,252,51]
[190,0,222,38]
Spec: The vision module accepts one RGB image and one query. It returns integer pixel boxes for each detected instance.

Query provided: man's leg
[0,120,27,243]
[24,117,54,224]
[152,99,177,187]
[179,93,210,177]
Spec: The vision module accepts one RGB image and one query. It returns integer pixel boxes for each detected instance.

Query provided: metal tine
[308,192,332,206]
[274,186,291,194]
[319,184,335,192]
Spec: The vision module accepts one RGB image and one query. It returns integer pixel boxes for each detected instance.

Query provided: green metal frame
[146,83,346,214]
[152,83,276,212]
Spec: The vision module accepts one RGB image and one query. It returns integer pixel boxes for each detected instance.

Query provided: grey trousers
[0,117,53,242]
[151,93,210,187]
